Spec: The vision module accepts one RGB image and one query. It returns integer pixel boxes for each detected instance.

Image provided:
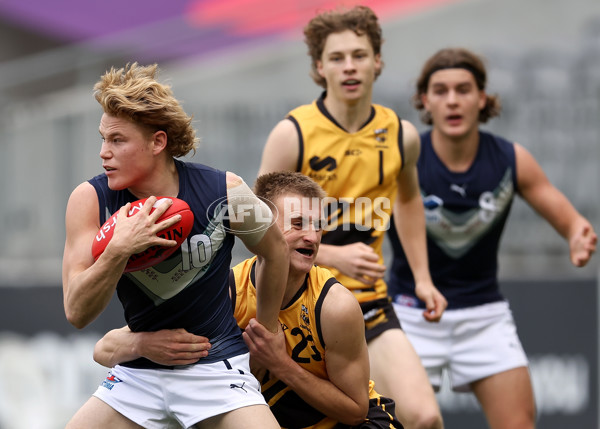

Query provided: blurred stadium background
[0,0,599,427]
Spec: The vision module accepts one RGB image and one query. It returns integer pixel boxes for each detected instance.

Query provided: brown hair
[94,63,198,157]
[304,5,383,88]
[254,171,326,206]
[412,47,501,124]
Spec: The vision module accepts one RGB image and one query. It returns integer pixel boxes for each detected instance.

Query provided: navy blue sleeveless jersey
[89,159,247,367]
[387,130,518,309]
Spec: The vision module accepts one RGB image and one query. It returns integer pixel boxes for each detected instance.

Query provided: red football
[91,197,194,272]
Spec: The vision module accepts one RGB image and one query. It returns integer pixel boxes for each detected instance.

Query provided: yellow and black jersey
[230,257,398,429]
[287,93,404,304]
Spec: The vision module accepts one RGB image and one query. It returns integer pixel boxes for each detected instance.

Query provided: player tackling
[93,171,404,428]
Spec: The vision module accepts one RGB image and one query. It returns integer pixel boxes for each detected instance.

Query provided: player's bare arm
[226,172,289,332]
[515,143,597,267]
[258,119,300,175]
[94,326,211,368]
[393,120,447,321]
[242,283,369,426]
[62,183,180,329]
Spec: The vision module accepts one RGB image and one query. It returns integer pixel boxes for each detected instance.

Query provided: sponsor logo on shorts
[100,372,123,391]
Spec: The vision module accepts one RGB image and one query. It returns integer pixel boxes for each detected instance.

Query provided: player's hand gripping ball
[91,197,194,272]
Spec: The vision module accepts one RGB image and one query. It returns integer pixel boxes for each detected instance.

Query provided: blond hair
[94,63,198,157]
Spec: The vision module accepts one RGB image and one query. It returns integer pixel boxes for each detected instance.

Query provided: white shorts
[393,300,529,392]
[93,353,266,429]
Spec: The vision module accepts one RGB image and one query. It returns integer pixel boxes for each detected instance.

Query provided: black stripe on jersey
[363,106,377,130]
[247,259,309,310]
[314,277,337,349]
[282,273,309,310]
[316,92,344,130]
[395,113,405,170]
[287,115,304,172]
[228,269,237,313]
[316,91,376,132]
[378,150,384,185]
[249,259,257,286]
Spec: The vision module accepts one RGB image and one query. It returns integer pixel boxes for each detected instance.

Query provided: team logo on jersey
[374,128,388,143]
[100,372,123,390]
[424,169,515,258]
[309,156,337,172]
[300,304,310,327]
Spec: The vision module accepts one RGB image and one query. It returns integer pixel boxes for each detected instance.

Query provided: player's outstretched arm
[226,172,289,333]
[515,143,597,267]
[62,184,179,329]
[94,326,211,368]
[393,120,447,321]
[242,284,370,426]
